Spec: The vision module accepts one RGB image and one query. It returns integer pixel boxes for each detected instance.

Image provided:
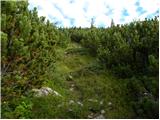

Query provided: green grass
[72,73,135,118]
[31,41,136,119]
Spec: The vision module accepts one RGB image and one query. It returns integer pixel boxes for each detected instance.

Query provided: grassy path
[31,42,136,119]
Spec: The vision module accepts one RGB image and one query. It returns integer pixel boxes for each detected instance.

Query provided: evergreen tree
[111,19,115,27]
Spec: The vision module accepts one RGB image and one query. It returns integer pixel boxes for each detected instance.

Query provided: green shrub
[112,64,133,78]
[132,97,159,118]
[1,96,33,119]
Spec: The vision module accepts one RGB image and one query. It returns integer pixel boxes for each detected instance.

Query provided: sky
[28,0,159,28]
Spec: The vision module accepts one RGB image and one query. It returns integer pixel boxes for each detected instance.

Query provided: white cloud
[28,0,159,27]
[139,0,159,14]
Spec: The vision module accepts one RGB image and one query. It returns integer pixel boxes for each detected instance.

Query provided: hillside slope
[31,42,136,119]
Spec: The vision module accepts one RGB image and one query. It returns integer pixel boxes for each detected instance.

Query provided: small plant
[13,96,33,119]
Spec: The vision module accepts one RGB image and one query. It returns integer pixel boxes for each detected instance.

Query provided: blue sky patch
[135,0,140,6]
[120,18,125,22]
[69,18,76,26]
[105,7,114,16]
[28,0,159,28]
[83,2,89,12]
[122,9,129,16]
[69,0,75,4]
[136,6,147,15]
[146,10,159,19]
[98,22,106,28]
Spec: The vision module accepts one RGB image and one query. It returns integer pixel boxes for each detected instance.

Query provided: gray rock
[57,104,62,108]
[108,102,112,106]
[100,101,103,105]
[53,90,62,96]
[101,110,105,114]
[41,87,53,95]
[69,75,73,79]
[88,115,93,119]
[68,108,73,112]
[94,114,105,119]
[32,87,62,97]
[71,84,75,87]
[88,99,98,102]
[67,75,73,81]
[32,89,43,97]
[77,101,83,106]
[143,92,152,97]
[88,113,94,119]
[69,88,74,91]
[64,52,68,55]
[69,100,75,105]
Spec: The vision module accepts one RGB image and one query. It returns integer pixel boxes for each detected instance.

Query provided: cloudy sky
[28,0,159,28]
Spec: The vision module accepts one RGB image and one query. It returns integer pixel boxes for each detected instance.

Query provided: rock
[41,87,52,91]
[108,102,112,106]
[69,88,74,91]
[41,87,53,95]
[100,101,103,105]
[108,102,113,110]
[88,115,93,119]
[69,75,73,79]
[88,99,98,102]
[32,89,40,93]
[94,114,105,119]
[57,104,62,108]
[143,92,152,97]
[68,108,73,112]
[77,101,83,106]
[71,84,75,87]
[32,89,44,97]
[32,87,62,97]
[53,90,62,97]
[101,110,105,114]
[88,113,94,119]
[144,92,147,95]
[69,100,75,105]
[144,92,148,96]
[67,75,73,81]
[64,52,68,55]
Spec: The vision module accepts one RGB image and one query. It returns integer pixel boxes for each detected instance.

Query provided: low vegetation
[1,1,159,119]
